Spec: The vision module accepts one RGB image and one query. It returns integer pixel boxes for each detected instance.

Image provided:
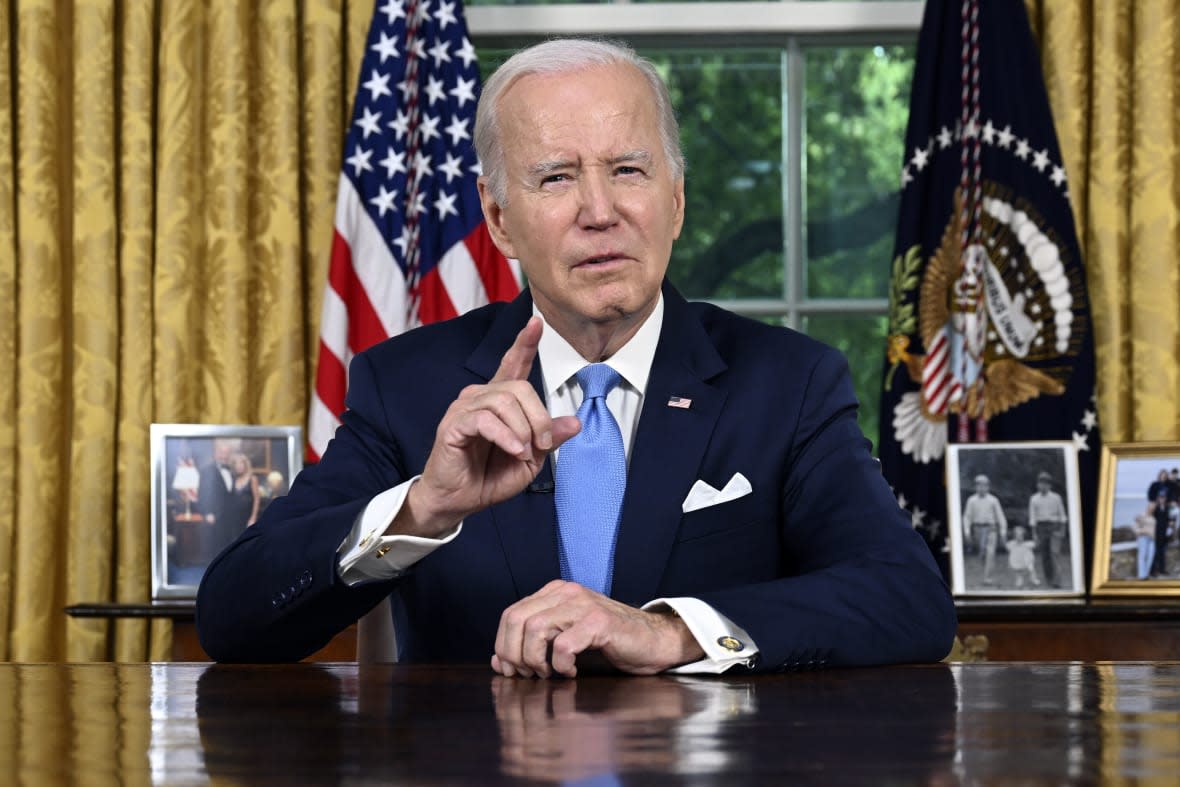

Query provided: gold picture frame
[1091,442,1180,596]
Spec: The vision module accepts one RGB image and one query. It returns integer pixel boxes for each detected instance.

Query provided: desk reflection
[194,664,957,784]
[491,675,756,781]
[2,662,1177,784]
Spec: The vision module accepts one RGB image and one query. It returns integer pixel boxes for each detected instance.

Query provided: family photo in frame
[150,424,303,600]
[1091,442,1180,597]
[946,441,1085,599]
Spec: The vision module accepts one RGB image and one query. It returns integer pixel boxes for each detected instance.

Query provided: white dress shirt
[336,295,757,673]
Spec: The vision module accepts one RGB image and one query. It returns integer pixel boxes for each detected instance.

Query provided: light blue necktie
[555,364,626,595]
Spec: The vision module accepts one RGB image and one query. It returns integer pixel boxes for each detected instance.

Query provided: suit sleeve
[694,347,957,672]
[195,352,410,662]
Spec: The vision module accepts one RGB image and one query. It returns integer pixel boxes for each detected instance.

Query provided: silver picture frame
[150,423,303,600]
[946,440,1085,599]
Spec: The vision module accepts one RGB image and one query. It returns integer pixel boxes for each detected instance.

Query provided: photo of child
[1005,525,1040,589]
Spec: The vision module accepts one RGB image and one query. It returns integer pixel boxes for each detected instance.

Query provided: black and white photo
[947,441,1084,598]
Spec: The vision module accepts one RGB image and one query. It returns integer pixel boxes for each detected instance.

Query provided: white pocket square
[681,472,752,513]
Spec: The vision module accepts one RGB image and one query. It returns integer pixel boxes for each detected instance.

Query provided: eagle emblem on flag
[885,183,1084,466]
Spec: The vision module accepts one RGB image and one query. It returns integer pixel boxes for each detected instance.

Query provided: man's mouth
[576,254,626,268]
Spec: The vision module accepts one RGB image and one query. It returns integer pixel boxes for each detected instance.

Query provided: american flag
[308,0,520,460]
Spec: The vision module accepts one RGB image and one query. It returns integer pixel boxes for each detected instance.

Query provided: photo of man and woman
[151,425,302,599]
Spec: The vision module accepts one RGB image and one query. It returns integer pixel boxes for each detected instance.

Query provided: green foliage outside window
[805,45,914,300]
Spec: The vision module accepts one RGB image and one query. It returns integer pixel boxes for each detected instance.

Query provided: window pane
[658,49,785,300]
[804,44,914,299]
[479,46,786,301]
[801,313,887,451]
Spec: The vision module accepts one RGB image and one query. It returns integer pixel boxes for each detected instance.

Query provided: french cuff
[642,596,759,674]
[336,476,462,586]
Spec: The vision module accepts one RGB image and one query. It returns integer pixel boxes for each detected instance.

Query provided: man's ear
[671,176,686,240]
[477,177,517,259]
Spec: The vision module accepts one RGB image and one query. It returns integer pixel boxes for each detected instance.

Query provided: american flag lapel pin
[667,396,692,409]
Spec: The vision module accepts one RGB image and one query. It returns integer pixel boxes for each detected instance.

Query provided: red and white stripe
[921,328,957,417]
[308,175,519,461]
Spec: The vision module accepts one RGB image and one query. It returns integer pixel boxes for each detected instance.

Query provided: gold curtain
[0,0,373,661]
[1026,0,1180,442]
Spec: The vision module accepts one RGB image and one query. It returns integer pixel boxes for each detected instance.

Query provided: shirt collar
[535,294,664,397]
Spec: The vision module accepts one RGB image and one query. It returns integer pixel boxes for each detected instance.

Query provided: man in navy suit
[196,438,236,564]
[196,39,956,675]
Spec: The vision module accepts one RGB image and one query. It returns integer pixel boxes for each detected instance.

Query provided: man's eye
[541,173,570,185]
[615,166,642,176]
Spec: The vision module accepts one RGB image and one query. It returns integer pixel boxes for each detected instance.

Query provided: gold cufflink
[717,636,745,652]
[376,545,390,558]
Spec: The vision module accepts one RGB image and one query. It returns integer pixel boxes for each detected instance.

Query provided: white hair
[474,38,685,205]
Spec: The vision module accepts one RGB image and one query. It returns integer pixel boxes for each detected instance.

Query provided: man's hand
[492,675,688,780]
[491,580,705,678]
[392,317,580,539]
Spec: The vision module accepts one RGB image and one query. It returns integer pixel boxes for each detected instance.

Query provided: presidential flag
[879,0,1100,573]
[309,0,520,460]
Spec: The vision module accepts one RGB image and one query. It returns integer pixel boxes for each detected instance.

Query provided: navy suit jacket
[196,282,956,669]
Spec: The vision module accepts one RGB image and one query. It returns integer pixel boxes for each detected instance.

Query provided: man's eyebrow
[611,150,653,167]
[526,150,654,179]
[528,159,577,178]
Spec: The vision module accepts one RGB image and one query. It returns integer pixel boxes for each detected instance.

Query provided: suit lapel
[466,291,563,597]
[611,285,727,605]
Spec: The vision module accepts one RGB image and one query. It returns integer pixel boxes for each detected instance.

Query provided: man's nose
[577,173,619,230]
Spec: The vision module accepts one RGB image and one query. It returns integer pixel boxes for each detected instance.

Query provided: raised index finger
[491,316,543,383]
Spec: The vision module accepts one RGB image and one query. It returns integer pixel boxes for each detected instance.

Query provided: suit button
[299,571,312,587]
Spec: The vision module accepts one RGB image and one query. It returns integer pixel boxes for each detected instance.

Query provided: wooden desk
[957,600,1180,660]
[2,661,1179,783]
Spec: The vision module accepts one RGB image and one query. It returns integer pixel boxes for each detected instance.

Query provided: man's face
[975,480,989,495]
[478,62,685,338]
[1037,480,1050,493]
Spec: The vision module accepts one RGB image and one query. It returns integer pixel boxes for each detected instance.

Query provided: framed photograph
[1091,442,1180,596]
[150,423,303,600]
[947,441,1084,598]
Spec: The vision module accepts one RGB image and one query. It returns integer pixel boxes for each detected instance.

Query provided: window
[471,2,921,447]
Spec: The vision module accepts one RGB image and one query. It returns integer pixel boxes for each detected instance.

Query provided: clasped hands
[390,317,702,677]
